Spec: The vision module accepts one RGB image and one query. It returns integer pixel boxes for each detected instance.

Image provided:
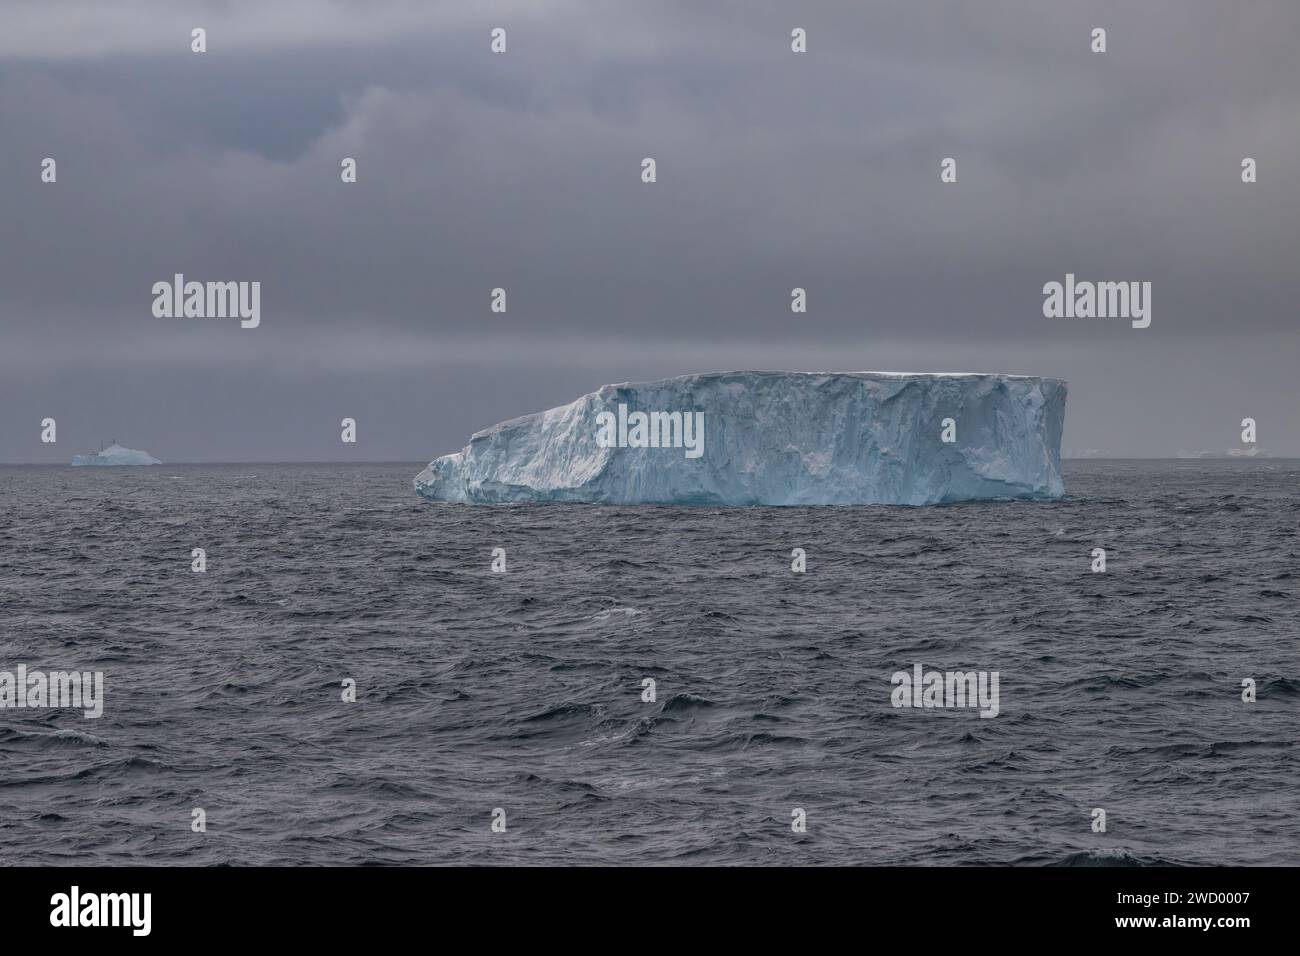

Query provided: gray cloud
[2,1,1298,461]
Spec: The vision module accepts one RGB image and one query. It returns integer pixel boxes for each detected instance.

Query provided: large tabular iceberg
[415,371,1066,506]
[71,443,162,466]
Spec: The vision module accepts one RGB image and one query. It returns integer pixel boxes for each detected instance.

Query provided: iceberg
[71,443,162,466]
[414,371,1066,506]
[1177,448,1270,459]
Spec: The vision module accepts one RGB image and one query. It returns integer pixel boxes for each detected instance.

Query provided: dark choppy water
[0,460,1296,866]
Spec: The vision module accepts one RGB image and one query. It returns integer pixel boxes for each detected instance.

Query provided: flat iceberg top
[71,443,162,466]
[598,369,1064,393]
[415,370,1067,506]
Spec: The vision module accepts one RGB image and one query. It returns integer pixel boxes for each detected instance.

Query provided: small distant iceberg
[1176,447,1271,459]
[71,443,162,466]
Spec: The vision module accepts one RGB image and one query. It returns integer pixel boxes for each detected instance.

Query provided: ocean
[0,460,1296,865]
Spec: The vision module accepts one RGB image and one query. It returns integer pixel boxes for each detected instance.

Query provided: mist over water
[0,460,1295,865]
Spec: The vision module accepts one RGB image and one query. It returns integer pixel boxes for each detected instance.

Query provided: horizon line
[2,457,1297,467]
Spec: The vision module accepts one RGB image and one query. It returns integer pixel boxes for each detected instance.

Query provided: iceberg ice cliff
[71,443,162,466]
[415,371,1066,506]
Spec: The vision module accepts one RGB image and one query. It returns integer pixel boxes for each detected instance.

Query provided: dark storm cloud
[1,1,1297,461]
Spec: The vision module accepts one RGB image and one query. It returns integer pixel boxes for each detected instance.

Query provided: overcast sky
[2,0,1297,462]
